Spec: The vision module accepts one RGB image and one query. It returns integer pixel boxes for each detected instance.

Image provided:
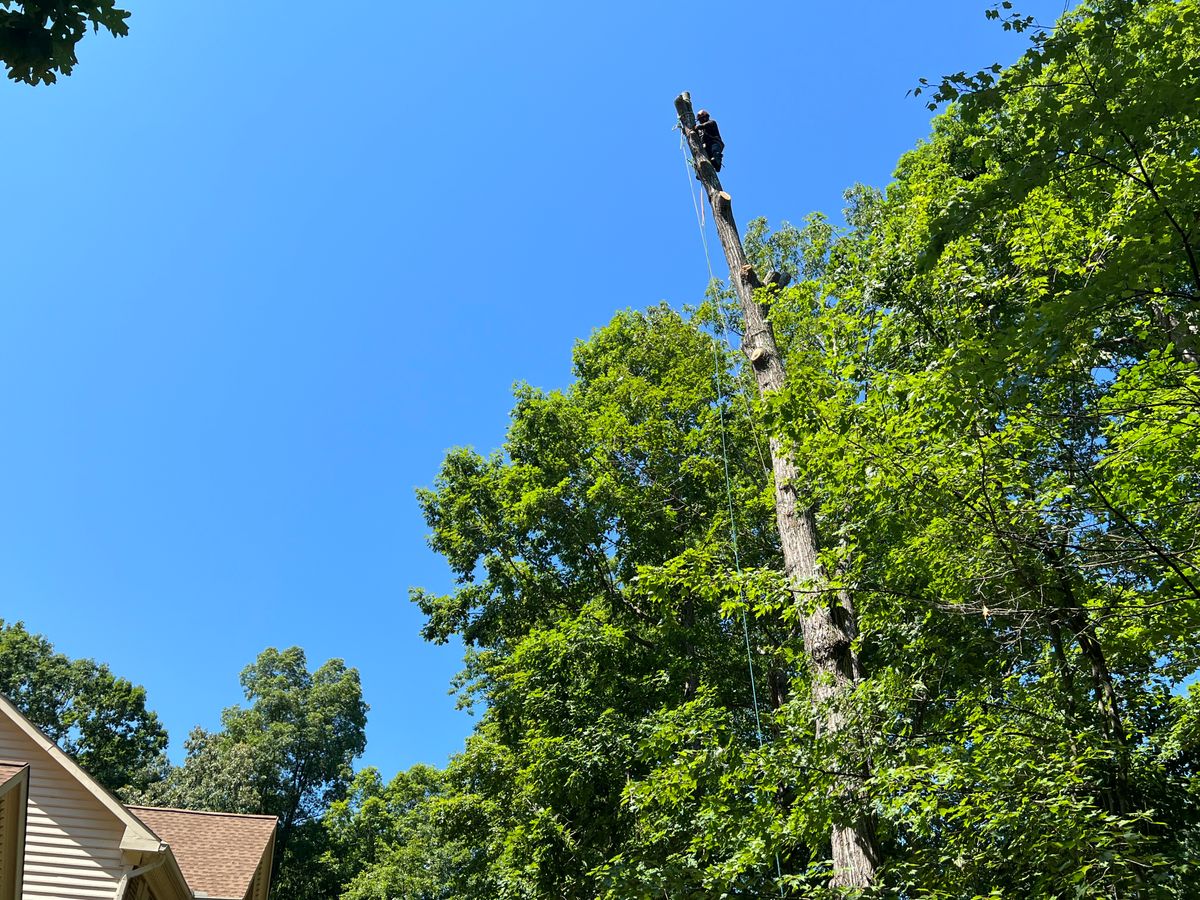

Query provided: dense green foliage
[408,305,786,897]
[3,1,1196,897]
[0,0,129,85]
[0,619,168,793]
[328,1,1200,897]
[769,1,1200,892]
[136,647,368,900]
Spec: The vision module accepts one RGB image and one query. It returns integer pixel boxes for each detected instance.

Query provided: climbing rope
[679,139,772,477]
[680,133,785,895]
[680,134,765,744]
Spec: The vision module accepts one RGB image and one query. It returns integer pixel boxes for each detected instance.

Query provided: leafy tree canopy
[137,646,368,900]
[0,619,167,794]
[336,1,1200,897]
[0,1,130,85]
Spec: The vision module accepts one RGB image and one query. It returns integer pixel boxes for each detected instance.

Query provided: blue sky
[2,1,1067,773]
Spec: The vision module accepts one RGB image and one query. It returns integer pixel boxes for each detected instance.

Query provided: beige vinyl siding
[0,721,126,900]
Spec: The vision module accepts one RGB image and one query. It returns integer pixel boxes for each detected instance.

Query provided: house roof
[0,693,163,852]
[0,762,27,787]
[0,693,276,899]
[128,806,277,900]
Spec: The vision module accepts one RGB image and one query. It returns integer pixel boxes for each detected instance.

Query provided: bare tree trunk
[674,91,881,889]
[1151,304,1200,365]
[682,595,698,702]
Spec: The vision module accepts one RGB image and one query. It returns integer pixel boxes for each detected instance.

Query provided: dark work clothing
[697,118,722,147]
[696,118,724,172]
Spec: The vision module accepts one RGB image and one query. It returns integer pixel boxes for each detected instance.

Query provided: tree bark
[674,91,882,889]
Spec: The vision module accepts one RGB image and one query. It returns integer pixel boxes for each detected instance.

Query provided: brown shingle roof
[0,762,27,786]
[128,805,276,900]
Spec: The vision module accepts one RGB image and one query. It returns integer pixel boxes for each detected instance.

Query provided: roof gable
[0,693,162,851]
[0,702,189,899]
[0,694,277,900]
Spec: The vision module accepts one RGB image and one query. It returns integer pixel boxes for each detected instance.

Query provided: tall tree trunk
[674,91,881,889]
[682,595,698,702]
[1042,543,1127,744]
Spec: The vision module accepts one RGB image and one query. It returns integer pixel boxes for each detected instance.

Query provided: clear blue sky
[2,1,1066,773]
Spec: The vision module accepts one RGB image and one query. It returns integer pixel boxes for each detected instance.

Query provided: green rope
[680,134,785,896]
[681,133,765,743]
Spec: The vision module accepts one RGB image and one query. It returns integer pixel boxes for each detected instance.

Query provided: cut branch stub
[741,264,763,290]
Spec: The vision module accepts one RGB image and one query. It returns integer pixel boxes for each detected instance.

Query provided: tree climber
[696,109,724,172]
